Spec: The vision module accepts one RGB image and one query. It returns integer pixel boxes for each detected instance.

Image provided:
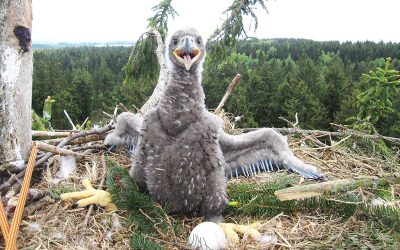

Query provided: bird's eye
[172,38,178,45]
[196,38,201,45]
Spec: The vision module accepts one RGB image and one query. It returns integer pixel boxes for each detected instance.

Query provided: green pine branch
[106,158,174,249]
[226,178,400,230]
[207,0,269,61]
[123,0,177,87]
[106,159,400,248]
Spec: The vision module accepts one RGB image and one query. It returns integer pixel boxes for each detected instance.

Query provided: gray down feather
[104,28,323,221]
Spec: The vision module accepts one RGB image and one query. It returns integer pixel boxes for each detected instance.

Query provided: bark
[0,0,33,170]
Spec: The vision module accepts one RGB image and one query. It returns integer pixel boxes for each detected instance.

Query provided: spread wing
[219,128,323,180]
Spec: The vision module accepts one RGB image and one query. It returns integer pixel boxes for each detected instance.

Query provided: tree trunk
[0,0,33,171]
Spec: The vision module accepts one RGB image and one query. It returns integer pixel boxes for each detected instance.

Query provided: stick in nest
[0,125,114,194]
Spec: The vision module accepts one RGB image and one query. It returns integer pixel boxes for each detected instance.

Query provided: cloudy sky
[32,0,400,43]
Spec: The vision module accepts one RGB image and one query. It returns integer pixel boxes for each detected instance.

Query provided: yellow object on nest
[219,222,262,244]
[60,179,117,211]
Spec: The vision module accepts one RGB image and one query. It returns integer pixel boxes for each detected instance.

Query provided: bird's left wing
[104,112,143,153]
[219,128,323,180]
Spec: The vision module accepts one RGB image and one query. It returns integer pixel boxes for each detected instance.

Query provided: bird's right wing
[104,112,143,153]
[219,128,323,180]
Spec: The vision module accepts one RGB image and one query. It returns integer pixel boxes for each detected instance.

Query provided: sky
[32,0,400,43]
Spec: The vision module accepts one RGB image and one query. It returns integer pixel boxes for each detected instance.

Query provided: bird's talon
[219,223,262,244]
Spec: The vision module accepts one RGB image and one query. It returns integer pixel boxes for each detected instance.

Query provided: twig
[274,174,398,201]
[0,172,25,195]
[274,229,292,248]
[301,135,352,151]
[131,103,143,115]
[71,145,107,152]
[293,113,299,127]
[118,103,129,112]
[214,74,241,114]
[63,110,77,130]
[102,111,113,119]
[80,117,89,129]
[279,113,299,128]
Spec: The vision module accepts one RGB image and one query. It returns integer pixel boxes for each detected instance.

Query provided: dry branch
[275,174,399,201]
[43,134,107,146]
[35,141,83,157]
[0,125,113,194]
[36,124,113,165]
[243,127,400,145]
[214,74,241,114]
[32,130,72,138]
[63,110,77,130]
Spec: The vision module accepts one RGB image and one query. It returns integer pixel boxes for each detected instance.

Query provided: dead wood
[36,141,83,157]
[214,74,241,114]
[243,127,400,145]
[0,125,113,194]
[275,174,399,201]
[32,131,72,138]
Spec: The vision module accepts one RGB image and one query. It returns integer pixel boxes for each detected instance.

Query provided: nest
[1,119,399,250]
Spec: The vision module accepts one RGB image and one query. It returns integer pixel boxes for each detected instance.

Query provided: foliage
[33,39,400,136]
[226,178,400,230]
[147,0,178,37]
[31,111,47,131]
[122,0,178,109]
[32,46,130,128]
[350,58,400,136]
[207,0,268,64]
[105,158,400,248]
[31,96,55,131]
[106,159,169,249]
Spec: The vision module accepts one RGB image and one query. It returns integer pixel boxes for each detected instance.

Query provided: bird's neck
[158,66,206,135]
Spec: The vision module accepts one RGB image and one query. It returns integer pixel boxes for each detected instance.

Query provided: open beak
[173,36,201,70]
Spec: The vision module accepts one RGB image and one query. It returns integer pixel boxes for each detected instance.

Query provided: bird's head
[168,28,205,71]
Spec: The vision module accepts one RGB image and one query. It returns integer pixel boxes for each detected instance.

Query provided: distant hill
[32,41,134,49]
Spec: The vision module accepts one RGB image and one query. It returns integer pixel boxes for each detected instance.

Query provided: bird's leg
[129,161,147,192]
[199,172,228,221]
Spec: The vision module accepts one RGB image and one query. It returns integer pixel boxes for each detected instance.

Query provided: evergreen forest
[32,39,400,137]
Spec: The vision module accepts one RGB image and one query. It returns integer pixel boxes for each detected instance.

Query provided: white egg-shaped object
[188,222,227,250]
